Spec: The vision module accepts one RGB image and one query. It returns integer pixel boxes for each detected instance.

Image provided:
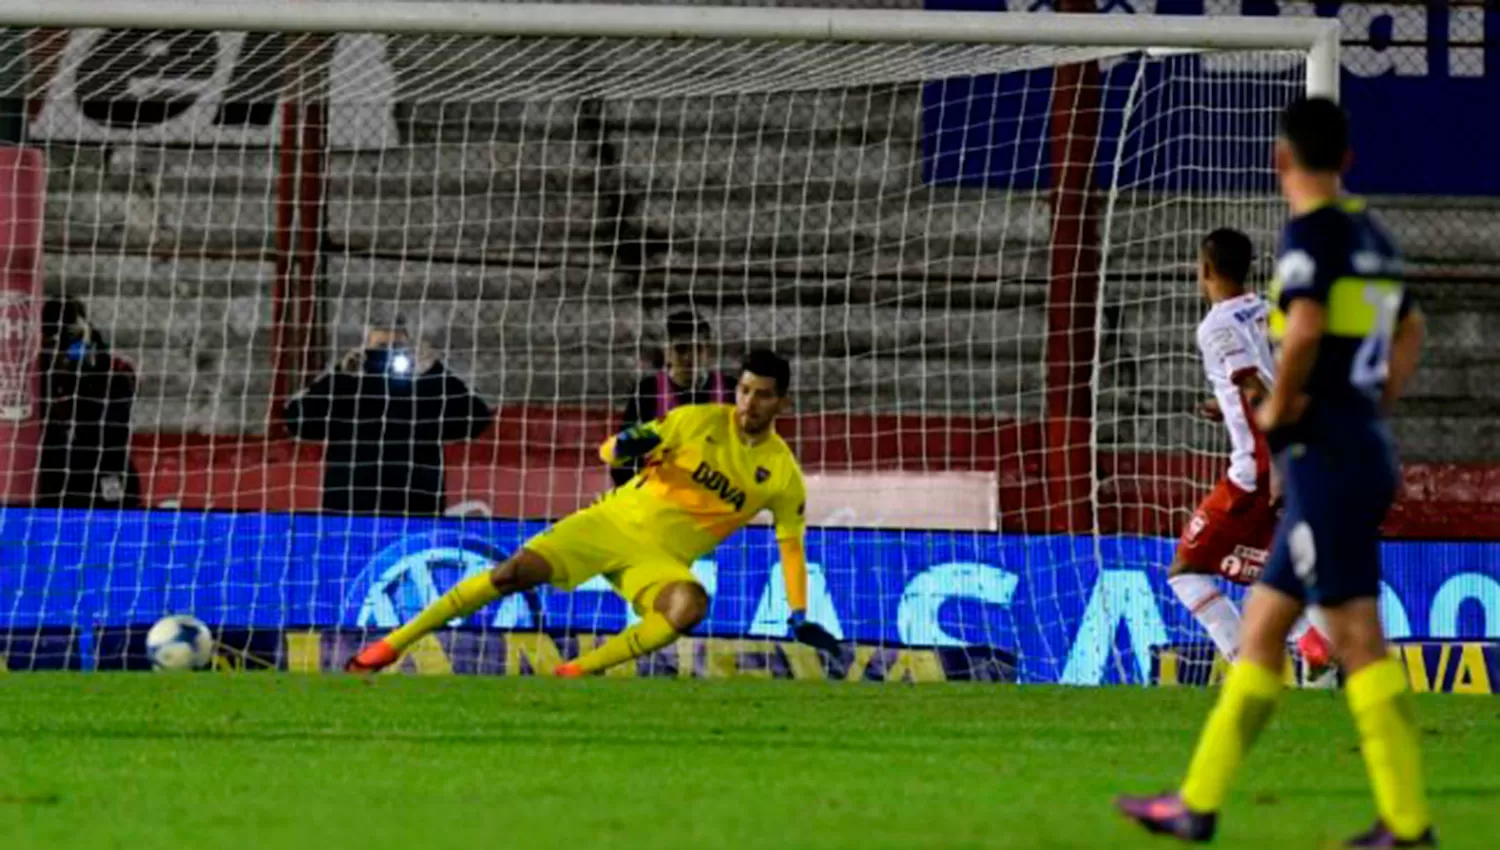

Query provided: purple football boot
[1345,821,1437,847]
[1114,792,1217,843]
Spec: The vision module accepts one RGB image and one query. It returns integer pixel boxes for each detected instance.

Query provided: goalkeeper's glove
[788,610,841,654]
[603,421,665,466]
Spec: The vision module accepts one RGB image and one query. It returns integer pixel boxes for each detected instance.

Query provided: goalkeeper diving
[347,348,840,676]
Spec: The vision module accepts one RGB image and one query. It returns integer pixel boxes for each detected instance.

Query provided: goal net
[0,1,1334,683]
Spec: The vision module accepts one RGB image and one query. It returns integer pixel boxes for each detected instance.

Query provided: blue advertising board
[922,1,1498,196]
[1,508,1497,683]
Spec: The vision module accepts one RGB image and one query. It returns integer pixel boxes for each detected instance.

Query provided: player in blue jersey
[1116,98,1434,847]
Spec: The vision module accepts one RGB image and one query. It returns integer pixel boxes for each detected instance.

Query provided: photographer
[35,297,142,509]
[283,312,493,516]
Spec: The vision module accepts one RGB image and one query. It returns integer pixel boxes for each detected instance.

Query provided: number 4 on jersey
[1351,287,1403,392]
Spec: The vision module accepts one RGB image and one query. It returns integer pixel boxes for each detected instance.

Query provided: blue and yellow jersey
[597,404,807,564]
[1270,197,1412,433]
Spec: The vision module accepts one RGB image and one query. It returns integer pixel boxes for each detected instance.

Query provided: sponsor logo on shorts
[1220,545,1269,583]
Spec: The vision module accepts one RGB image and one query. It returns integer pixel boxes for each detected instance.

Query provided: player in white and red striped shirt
[1169,228,1330,668]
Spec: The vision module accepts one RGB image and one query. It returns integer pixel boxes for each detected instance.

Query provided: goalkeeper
[348,349,840,676]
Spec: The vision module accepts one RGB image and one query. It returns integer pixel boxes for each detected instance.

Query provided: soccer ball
[145,615,215,671]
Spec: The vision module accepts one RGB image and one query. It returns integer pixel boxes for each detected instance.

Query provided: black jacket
[283,360,492,516]
[610,369,733,487]
[36,347,141,509]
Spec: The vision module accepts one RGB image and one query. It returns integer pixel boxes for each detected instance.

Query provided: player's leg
[1181,581,1303,800]
[1115,582,1303,842]
[555,551,707,677]
[1117,466,1316,841]
[1315,471,1432,845]
[1168,556,1243,663]
[346,507,619,672]
[1176,451,1340,814]
[557,579,708,677]
[384,550,552,651]
[1168,478,1274,662]
[346,549,554,671]
[1321,597,1433,846]
[1305,436,1432,846]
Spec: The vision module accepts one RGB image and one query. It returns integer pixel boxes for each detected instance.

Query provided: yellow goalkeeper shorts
[522,504,699,613]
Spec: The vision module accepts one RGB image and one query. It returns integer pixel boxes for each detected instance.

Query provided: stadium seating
[37,76,1500,469]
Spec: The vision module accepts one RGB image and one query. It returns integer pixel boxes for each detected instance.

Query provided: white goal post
[0,1,1340,92]
[0,1,1339,683]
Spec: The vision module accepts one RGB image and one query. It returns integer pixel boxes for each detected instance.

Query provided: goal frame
[5,0,1343,471]
[0,0,1342,93]
[0,0,1344,680]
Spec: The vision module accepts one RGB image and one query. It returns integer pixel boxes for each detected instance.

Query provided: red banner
[0,147,43,504]
[118,406,1500,540]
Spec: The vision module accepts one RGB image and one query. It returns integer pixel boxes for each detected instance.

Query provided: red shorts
[1175,475,1279,584]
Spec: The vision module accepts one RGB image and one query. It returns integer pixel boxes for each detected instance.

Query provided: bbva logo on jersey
[692,462,748,511]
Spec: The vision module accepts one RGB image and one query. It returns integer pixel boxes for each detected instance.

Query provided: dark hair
[41,296,86,341]
[665,310,711,343]
[1200,228,1253,287]
[1279,97,1349,173]
[740,349,791,396]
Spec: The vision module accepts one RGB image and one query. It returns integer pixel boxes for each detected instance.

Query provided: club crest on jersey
[755,467,770,483]
[691,461,747,511]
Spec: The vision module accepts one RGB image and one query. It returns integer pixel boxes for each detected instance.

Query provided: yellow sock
[384,570,501,652]
[1347,657,1431,840]
[1180,659,1283,812]
[571,611,679,674]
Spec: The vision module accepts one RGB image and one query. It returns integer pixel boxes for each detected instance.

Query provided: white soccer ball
[145,615,215,671]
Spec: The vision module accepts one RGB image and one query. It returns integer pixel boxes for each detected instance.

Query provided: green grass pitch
[1,675,1495,849]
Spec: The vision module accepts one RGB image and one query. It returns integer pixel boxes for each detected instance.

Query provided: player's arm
[1382,298,1425,414]
[773,473,810,615]
[1232,370,1270,407]
[1235,369,1284,502]
[598,405,684,466]
[773,472,840,654]
[779,537,809,614]
[609,380,651,485]
[1202,322,1273,412]
[1196,397,1223,422]
[1198,323,1261,421]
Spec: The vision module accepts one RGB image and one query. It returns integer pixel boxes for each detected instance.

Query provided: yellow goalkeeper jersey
[598,403,807,564]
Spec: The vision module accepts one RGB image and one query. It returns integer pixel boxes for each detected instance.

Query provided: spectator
[611,310,732,487]
[283,309,492,516]
[35,296,142,508]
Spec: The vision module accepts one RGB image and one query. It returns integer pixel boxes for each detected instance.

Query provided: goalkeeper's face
[734,373,788,435]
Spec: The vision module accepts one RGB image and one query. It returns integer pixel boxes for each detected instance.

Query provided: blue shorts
[1260,429,1397,606]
